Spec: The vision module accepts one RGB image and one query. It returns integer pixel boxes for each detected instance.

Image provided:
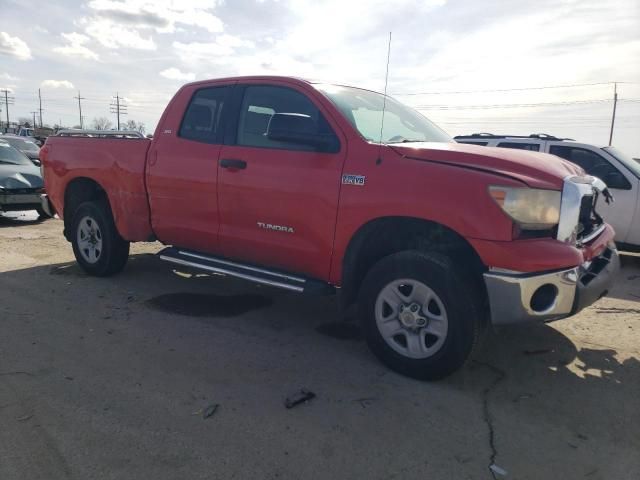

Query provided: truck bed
[42,135,154,241]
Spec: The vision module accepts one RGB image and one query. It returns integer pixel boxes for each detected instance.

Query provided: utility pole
[74,91,85,128]
[110,92,127,130]
[38,88,44,128]
[608,82,618,146]
[30,111,38,128]
[1,89,15,132]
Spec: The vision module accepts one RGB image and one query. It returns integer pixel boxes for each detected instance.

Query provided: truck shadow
[3,253,639,416]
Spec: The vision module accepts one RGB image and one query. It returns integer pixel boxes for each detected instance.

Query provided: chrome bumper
[484,246,619,325]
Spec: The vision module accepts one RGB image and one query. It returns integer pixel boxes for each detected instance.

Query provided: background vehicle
[0,134,41,165]
[455,133,640,251]
[0,142,50,218]
[40,77,619,379]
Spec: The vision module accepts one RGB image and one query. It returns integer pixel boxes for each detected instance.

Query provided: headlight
[489,186,561,230]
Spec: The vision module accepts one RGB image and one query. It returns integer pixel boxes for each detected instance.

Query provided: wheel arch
[339,216,488,311]
[62,177,113,241]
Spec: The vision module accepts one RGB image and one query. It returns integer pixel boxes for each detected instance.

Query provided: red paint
[41,76,614,283]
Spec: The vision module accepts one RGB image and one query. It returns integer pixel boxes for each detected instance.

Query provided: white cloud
[84,18,156,50]
[41,79,75,89]
[172,34,256,66]
[0,72,19,81]
[160,67,196,81]
[53,32,100,60]
[87,0,223,33]
[0,31,32,60]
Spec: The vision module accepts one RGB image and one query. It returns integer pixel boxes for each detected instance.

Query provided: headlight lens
[489,186,561,230]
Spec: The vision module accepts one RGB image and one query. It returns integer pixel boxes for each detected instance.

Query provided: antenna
[377,32,392,163]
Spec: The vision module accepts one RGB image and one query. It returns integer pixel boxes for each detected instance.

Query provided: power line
[413,98,640,111]
[1,89,15,130]
[38,88,44,128]
[393,81,640,96]
[74,91,85,128]
[110,92,127,130]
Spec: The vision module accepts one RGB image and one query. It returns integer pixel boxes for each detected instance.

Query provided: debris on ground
[489,463,508,476]
[352,397,377,409]
[512,394,532,403]
[284,389,316,409]
[202,403,219,419]
[16,414,33,422]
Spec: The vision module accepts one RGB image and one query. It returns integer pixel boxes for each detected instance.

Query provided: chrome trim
[577,223,606,246]
[179,250,306,284]
[160,255,305,292]
[484,267,578,325]
[557,176,594,244]
[557,175,611,244]
[484,247,620,325]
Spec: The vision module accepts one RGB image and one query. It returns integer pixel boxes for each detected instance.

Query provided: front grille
[577,194,602,241]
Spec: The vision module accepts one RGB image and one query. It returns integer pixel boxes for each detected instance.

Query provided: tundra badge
[257,222,295,234]
[342,174,366,186]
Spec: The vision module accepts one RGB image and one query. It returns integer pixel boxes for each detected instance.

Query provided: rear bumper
[484,245,619,325]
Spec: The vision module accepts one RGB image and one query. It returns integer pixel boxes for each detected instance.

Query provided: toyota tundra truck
[39,76,620,380]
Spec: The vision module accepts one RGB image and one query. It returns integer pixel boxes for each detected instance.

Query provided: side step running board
[158,247,335,295]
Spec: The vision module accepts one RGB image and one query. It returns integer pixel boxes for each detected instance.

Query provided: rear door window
[179,86,231,144]
[550,145,631,190]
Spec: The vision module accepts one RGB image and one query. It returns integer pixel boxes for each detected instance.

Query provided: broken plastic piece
[202,403,219,419]
[284,389,316,409]
[490,464,507,476]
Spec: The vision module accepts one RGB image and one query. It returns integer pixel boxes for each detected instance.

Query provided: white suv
[454,134,640,251]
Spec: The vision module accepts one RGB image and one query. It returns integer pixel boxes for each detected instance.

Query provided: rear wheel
[358,250,484,380]
[70,201,129,276]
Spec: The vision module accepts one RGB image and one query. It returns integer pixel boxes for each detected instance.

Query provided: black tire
[70,200,130,276]
[358,250,484,380]
[36,207,52,219]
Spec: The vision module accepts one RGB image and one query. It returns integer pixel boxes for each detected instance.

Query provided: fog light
[530,284,558,313]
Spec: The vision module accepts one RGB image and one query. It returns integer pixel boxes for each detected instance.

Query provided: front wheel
[358,250,484,380]
[70,200,130,276]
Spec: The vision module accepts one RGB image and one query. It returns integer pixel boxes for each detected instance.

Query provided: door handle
[220,158,247,170]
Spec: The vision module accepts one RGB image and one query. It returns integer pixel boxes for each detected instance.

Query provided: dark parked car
[0,142,51,218]
[0,135,41,165]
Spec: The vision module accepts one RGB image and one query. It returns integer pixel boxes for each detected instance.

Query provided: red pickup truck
[40,76,619,379]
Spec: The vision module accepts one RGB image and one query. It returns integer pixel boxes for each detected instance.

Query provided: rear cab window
[179,86,231,144]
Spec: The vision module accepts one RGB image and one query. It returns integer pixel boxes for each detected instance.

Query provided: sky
[0,0,639,155]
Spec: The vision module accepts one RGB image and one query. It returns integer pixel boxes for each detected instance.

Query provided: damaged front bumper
[484,245,620,325]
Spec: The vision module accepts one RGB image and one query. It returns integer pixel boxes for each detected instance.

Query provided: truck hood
[389,142,584,189]
[0,163,43,190]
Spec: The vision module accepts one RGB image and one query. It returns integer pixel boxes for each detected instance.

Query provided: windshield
[603,146,640,178]
[314,84,452,144]
[2,136,40,152]
[0,142,32,165]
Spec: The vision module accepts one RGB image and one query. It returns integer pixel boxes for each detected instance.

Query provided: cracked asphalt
[1,212,639,480]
